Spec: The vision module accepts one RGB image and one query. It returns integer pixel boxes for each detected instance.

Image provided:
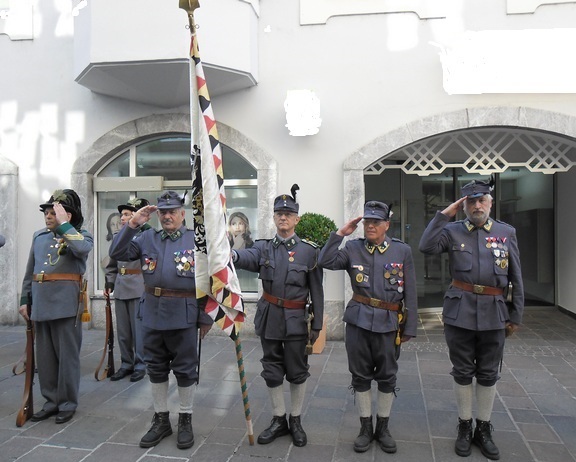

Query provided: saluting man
[19,189,93,425]
[105,197,151,383]
[232,185,324,447]
[419,178,524,460]
[109,190,213,450]
[319,201,417,454]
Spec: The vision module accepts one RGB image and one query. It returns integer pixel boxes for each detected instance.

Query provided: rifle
[94,291,115,381]
[16,294,35,427]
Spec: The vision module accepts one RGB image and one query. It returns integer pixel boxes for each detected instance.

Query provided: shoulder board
[493,219,514,228]
[255,238,271,242]
[301,239,319,248]
[391,237,406,244]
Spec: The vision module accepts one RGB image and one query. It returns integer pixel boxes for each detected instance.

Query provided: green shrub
[295,212,337,248]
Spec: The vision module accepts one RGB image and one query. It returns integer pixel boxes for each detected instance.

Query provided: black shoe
[353,416,374,453]
[257,414,290,444]
[473,419,500,460]
[140,412,173,448]
[130,370,146,382]
[374,416,397,454]
[31,408,58,422]
[177,413,194,449]
[288,414,307,447]
[110,368,133,381]
[455,418,473,457]
[55,411,75,424]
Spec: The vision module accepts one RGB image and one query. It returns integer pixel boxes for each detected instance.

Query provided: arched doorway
[345,112,576,309]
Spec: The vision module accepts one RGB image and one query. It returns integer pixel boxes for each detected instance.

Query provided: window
[94,136,258,292]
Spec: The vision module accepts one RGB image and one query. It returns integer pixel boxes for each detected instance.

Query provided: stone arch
[71,113,277,328]
[343,106,576,220]
[0,156,19,323]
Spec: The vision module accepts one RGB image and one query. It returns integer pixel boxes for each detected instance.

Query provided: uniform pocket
[285,309,307,336]
[443,290,463,320]
[258,257,275,281]
[286,263,308,287]
[141,253,158,274]
[452,246,472,271]
[352,264,371,289]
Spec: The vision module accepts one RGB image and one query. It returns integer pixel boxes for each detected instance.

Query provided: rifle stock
[94,292,115,381]
[16,294,34,427]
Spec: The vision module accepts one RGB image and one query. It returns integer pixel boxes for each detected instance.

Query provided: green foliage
[295,212,337,248]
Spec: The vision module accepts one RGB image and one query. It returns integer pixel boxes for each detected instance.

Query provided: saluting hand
[53,202,71,225]
[441,196,467,218]
[336,216,362,237]
[129,205,157,228]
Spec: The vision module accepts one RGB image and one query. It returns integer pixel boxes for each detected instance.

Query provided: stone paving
[1,307,575,462]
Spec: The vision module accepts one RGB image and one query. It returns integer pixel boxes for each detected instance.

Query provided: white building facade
[2,0,576,339]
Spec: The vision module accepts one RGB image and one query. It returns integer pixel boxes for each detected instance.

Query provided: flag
[189,11,245,340]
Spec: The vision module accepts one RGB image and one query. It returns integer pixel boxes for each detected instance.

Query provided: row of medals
[355,263,405,293]
[174,250,194,273]
[486,237,509,269]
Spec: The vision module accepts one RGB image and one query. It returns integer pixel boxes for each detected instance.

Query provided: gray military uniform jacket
[109,225,212,331]
[419,211,524,330]
[234,234,324,340]
[319,232,417,337]
[21,223,93,322]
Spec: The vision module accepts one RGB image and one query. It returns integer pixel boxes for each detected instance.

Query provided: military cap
[118,197,150,213]
[274,184,300,214]
[363,201,392,221]
[461,178,494,198]
[157,190,185,210]
[40,189,84,228]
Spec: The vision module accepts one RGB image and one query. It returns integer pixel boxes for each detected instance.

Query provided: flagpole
[179,0,255,446]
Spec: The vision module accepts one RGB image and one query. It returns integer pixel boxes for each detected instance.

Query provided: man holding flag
[232,185,324,447]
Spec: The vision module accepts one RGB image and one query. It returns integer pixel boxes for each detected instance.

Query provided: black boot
[289,414,307,447]
[257,414,290,444]
[455,418,473,457]
[140,412,173,448]
[353,416,374,453]
[473,419,500,460]
[374,416,397,454]
[177,413,194,449]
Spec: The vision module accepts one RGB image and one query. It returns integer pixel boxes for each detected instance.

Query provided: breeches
[142,326,199,387]
[444,324,505,387]
[260,337,310,388]
[346,323,398,393]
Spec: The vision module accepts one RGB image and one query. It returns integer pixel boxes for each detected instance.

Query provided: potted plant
[295,212,337,248]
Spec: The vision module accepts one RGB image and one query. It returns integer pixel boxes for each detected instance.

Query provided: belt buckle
[473,284,485,294]
[276,297,284,307]
[369,298,380,307]
[36,273,45,283]
[154,287,162,296]
[120,268,126,275]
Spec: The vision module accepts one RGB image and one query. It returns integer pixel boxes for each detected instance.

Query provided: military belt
[145,285,195,298]
[262,292,306,309]
[119,268,142,275]
[451,279,504,296]
[33,273,82,283]
[352,293,400,311]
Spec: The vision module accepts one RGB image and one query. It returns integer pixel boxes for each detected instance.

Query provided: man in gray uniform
[319,201,417,454]
[19,189,93,424]
[419,178,524,461]
[109,190,213,450]
[105,198,150,382]
[232,185,324,447]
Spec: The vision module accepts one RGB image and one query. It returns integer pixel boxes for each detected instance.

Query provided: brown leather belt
[119,268,142,275]
[451,279,504,296]
[33,273,82,283]
[145,285,195,298]
[352,293,400,311]
[263,292,306,309]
